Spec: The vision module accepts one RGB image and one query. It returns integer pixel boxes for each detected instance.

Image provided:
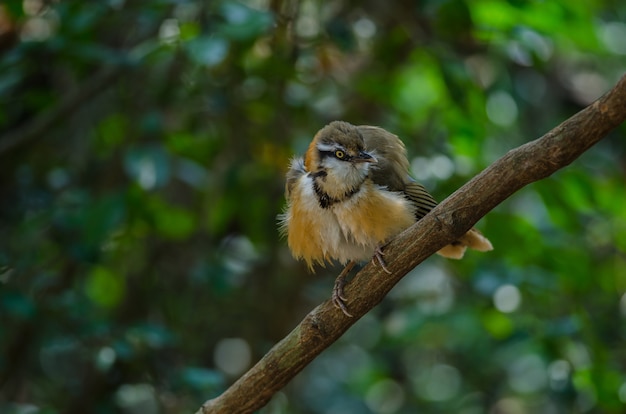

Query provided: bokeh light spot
[493,284,521,313]
[214,338,252,377]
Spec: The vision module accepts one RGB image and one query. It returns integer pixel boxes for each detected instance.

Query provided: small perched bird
[280,121,492,316]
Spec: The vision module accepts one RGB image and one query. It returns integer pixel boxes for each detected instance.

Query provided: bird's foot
[332,261,356,317]
[372,245,392,274]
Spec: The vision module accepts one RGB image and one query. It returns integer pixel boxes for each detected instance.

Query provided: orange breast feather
[335,182,415,247]
[286,180,415,268]
[286,186,332,269]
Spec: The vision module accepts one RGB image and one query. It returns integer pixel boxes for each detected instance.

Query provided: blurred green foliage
[1,0,625,413]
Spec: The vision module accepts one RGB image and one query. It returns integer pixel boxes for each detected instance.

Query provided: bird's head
[304,121,377,175]
[303,121,377,199]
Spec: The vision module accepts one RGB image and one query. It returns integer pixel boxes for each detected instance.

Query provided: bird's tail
[437,228,493,259]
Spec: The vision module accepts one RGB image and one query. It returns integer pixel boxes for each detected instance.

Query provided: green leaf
[147,196,196,240]
[3,1,25,19]
[179,21,201,41]
[154,204,195,240]
[482,310,514,339]
[392,53,447,128]
[97,113,128,151]
[85,266,125,309]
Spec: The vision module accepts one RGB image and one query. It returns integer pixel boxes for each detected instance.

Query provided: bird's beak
[353,151,377,163]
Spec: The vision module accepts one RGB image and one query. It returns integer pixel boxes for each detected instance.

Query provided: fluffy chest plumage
[282,173,416,269]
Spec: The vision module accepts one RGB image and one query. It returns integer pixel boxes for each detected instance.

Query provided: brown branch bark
[197,73,626,414]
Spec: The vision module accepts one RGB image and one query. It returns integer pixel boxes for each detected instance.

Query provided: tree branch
[197,73,626,414]
[0,66,125,155]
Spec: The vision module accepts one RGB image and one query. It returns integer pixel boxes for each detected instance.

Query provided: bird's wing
[357,125,438,220]
[403,180,438,220]
[357,125,409,192]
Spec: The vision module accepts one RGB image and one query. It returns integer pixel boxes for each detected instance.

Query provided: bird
[279,121,492,316]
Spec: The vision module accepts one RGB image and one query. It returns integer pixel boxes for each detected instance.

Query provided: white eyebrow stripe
[317,143,339,152]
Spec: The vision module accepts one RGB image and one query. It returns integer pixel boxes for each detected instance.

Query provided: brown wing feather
[357,125,438,220]
[403,181,438,220]
[357,125,409,192]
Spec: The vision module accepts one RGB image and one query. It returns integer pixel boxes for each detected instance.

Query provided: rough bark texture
[197,74,626,414]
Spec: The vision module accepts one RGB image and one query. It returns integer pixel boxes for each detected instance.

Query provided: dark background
[1,0,626,413]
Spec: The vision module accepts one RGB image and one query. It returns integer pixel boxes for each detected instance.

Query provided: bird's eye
[335,150,345,159]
